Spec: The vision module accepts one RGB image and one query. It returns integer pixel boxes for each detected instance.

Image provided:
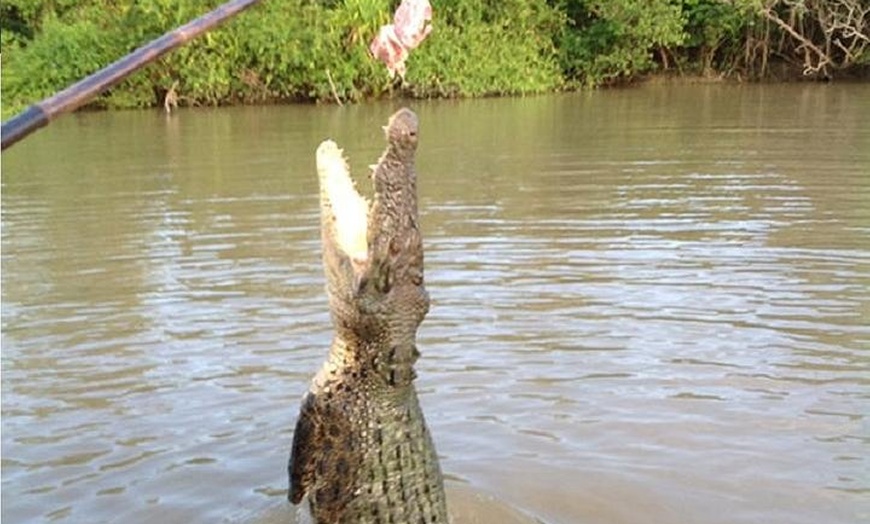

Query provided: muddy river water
[2,84,868,523]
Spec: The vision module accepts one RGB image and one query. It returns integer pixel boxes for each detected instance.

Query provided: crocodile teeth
[316,140,369,263]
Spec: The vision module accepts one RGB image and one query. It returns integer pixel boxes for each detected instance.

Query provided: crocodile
[288,108,448,524]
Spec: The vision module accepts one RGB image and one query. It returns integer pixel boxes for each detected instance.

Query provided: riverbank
[2,0,867,120]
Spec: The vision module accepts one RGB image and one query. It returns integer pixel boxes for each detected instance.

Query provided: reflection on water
[2,84,869,524]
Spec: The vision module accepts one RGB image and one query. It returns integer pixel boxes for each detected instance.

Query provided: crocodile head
[315,108,429,385]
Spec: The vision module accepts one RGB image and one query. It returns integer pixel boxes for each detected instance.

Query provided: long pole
[0,0,262,151]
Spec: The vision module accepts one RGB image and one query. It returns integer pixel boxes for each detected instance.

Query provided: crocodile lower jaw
[316,140,369,264]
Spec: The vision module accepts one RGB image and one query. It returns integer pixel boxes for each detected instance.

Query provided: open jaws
[316,140,370,283]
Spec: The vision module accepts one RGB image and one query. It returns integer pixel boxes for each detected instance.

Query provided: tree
[760,0,870,78]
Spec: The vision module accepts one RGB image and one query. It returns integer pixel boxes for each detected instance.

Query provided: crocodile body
[288,109,448,523]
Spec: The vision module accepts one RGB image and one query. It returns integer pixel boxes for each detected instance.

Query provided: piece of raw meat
[369,0,433,79]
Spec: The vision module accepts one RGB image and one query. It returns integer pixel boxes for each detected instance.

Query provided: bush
[408,0,564,96]
[1,0,565,116]
[2,0,866,118]
[556,0,685,87]
[680,0,757,77]
[1,14,125,116]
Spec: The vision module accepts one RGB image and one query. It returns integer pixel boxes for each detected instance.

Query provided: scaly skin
[288,109,448,524]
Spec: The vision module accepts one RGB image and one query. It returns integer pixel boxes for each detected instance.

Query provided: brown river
[2,84,868,524]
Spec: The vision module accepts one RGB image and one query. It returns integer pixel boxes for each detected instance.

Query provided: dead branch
[762,0,870,76]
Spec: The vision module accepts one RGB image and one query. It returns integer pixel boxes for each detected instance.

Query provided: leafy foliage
[556,0,686,87]
[1,0,565,116]
[407,0,564,96]
[1,0,866,118]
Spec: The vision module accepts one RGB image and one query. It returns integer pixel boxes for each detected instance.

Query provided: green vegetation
[1,0,868,117]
